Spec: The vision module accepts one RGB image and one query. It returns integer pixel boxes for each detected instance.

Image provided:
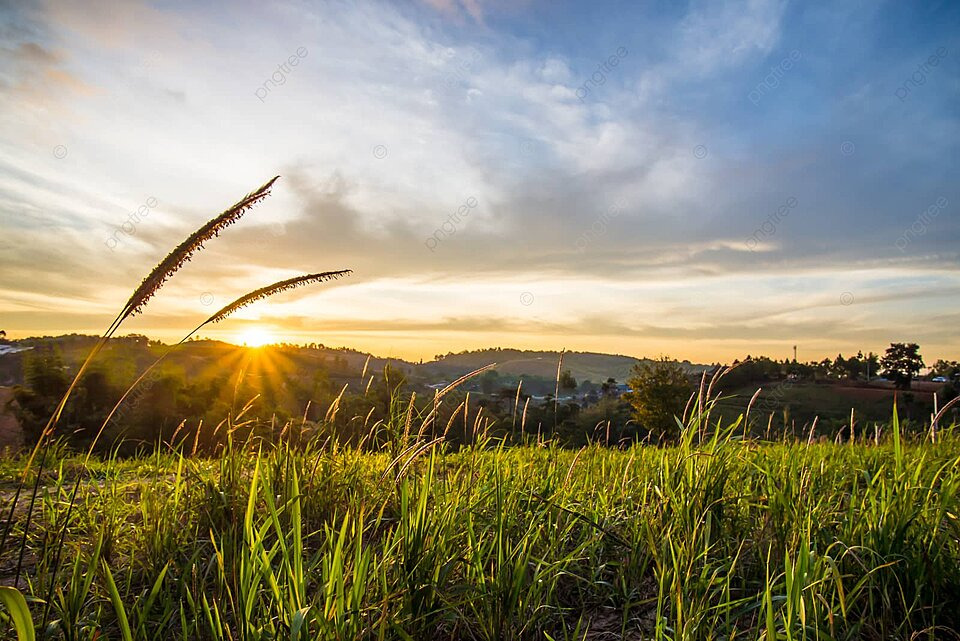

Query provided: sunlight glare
[238,327,274,348]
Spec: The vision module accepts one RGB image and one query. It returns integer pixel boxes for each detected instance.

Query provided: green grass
[1,411,958,640]
[713,381,939,437]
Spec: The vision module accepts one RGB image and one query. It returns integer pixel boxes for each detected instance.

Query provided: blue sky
[0,0,957,363]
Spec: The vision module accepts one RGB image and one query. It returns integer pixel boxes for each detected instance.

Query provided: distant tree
[558,369,577,391]
[931,359,960,383]
[834,353,864,380]
[830,354,847,379]
[600,377,617,396]
[0,329,6,341]
[864,352,879,380]
[480,369,500,394]
[13,347,71,442]
[624,357,693,442]
[880,343,924,390]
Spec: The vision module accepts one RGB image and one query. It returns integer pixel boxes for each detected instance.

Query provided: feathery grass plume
[2,176,281,575]
[40,268,352,626]
[204,270,352,324]
[512,379,522,431]
[932,394,960,439]
[122,176,279,318]
[422,363,497,433]
[744,387,763,439]
[100,270,353,442]
[554,349,564,431]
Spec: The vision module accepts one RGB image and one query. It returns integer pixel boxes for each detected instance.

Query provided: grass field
[3,181,957,640]
[713,381,940,436]
[2,405,959,640]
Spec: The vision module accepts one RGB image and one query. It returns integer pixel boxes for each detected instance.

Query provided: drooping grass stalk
[99,270,353,444]
[38,270,352,634]
[554,349,564,433]
[6,177,280,597]
[13,177,282,635]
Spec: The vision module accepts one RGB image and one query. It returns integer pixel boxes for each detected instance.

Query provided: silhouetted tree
[625,357,693,442]
[480,369,500,394]
[880,343,924,390]
[558,369,577,391]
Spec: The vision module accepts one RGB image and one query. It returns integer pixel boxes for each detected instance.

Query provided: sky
[0,0,958,364]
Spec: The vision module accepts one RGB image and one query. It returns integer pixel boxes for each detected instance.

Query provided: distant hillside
[0,335,418,389]
[0,337,708,390]
[418,348,711,384]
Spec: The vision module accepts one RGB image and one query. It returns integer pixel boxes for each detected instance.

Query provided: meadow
[1,405,959,640]
[2,178,958,640]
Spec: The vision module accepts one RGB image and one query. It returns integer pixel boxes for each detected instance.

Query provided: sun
[237,327,275,348]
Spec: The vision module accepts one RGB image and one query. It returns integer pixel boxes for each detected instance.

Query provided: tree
[558,369,577,391]
[479,369,500,394]
[624,357,693,442]
[880,343,924,390]
[931,359,960,383]
[864,352,879,380]
[600,378,617,396]
[13,347,71,442]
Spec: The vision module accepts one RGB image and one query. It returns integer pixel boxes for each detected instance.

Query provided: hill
[419,348,710,384]
[0,336,709,389]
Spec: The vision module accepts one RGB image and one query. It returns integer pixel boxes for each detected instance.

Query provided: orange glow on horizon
[237,327,276,348]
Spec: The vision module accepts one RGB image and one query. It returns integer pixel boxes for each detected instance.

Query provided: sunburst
[237,327,275,348]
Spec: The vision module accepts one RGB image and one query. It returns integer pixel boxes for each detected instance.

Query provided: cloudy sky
[0,0,958,363]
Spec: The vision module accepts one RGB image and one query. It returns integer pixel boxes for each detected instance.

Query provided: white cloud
[0,0,957,362]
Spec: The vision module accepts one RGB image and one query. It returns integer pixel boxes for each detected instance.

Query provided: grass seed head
[123,176,280,318]
[204,270,353,325]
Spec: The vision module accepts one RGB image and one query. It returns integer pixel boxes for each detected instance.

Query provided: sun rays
[237,327,276,348]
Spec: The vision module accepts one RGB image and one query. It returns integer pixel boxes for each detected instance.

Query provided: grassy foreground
[2,415,959,641]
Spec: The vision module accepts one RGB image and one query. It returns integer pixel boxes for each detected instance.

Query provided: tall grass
[2,395,958,640]
[3,179,959,639]
[1,177,355,640]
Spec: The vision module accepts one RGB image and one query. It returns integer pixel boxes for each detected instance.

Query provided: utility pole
[793,345,797,363]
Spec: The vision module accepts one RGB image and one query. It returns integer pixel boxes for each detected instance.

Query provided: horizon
[0,330,946,369]
[1,1,958,365]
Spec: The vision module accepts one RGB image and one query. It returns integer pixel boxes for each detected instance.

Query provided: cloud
[677,0,786,73]
[0,0,957,362]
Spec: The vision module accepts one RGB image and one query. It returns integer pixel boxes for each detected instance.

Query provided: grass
[1,410,959,640]
[3,178,958,639]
